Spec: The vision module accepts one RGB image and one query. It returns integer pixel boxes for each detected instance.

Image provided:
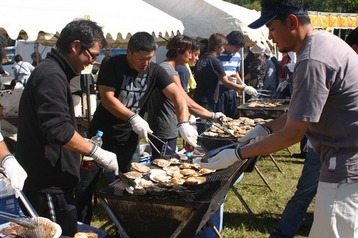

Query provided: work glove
[243,85,258,96]
[89,145,119,175]
[1,154,27,191]
[128,114,153,142]
[211,112,227,122]
[237,124,271,145]
[276,80,289,93]
[188,115,197,125]
[194,147,243,170]
[177,121,198,147]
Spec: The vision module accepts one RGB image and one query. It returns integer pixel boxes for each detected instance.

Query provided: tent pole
[241,47,245,104]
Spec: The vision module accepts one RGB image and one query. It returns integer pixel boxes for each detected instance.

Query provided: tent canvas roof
[144,0,269,46]
[0,0,184,47]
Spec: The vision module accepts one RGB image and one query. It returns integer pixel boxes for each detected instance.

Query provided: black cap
[248,6,307,29]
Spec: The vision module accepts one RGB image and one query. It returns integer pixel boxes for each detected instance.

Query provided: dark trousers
[22,190,77,237]
[217,86,239,119]
[75,142,140,225]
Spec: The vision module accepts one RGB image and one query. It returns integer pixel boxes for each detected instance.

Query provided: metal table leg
[267,153,284,174]
[207,219,222,238]
[254,165,273,191]
[230,185,255,216]
[98,197,130,238]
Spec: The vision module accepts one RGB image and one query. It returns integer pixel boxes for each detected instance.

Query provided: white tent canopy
[1,0,184,47]
[144,0,269,47]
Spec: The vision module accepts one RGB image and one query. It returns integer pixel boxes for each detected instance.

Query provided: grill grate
[100,160,246,203]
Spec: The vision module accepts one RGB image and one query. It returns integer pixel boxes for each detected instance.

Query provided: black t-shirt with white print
[89,54,173,144]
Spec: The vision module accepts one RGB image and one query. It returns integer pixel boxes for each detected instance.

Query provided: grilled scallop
[153,158,171,168]
[185,176,206,185]
[131,162,150,173]
[124,171,143,179]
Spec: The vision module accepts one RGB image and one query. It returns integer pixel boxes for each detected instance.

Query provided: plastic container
[139,144,152,165]
[0,177,20,224]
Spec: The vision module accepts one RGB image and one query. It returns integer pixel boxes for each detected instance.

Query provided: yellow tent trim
[309,11,358,29]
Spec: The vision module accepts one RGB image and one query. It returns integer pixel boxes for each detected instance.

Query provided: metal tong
[200,143,238,163]
[148,133,181,159]
[0,211,37,228]
[117,171,137,193]
[200,140,250,163]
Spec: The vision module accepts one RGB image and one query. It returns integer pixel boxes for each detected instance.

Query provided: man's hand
[244,85,258,96]
[128,114,153,142]
[237,124,271,144]
[90,145,119,175]
[211,112,227,122]
[177,122,198,147]
[194,148,242,170]
[1,154,27,191]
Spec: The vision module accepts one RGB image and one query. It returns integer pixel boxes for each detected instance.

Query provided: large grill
[98,159,249,238]
[238,99,290,119]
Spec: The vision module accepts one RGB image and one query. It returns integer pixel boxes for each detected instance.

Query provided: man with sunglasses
[16,19,119,236]
[197,0,358,237]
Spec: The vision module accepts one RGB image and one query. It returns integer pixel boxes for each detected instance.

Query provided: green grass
[90,143,315,238]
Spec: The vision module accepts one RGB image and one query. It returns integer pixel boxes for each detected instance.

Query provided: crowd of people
[0,0,357,237]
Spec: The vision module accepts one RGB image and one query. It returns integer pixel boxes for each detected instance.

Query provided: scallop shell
[27,217,58,238]
[152,158,171,168]
[131,162,150,173]
[75,232,99,238]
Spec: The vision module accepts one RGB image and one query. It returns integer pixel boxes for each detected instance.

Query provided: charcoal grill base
[99,160,248,238]
[103,199,208,238]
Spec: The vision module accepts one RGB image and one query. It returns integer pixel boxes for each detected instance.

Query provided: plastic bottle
[90,130,103,147]
[81,130,103,170]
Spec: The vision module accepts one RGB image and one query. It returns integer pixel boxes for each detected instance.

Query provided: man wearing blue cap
[196,0,358,237]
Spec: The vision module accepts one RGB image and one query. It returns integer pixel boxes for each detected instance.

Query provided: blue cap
[248,6,307,29]
[96,130,103,137]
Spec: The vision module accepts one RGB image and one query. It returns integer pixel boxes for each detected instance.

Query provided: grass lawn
[90,143,315,238]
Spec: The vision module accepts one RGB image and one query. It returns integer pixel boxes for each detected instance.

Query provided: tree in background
[226,0,358,13]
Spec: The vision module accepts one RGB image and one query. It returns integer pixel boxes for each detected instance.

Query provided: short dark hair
[226,31,245,48]
[15,54,23,63]
[0,33,7,60]
[166,35,193,58]
[207,33,227,52]
[127,32,157,53]
[56,19,107,53]
[191,39,201,52]
[346,27,358,46]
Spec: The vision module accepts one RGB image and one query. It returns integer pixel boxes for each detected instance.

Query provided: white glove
[211,112,227,122]
[237,124,271,144]
[276,80,289,92]
[1,154,27,191]
[194,148,242,170]
[90,145,119,175]
[128,114,153,142]
[244,85,258,96]
[177,121,198,147]
[188,115,197,125]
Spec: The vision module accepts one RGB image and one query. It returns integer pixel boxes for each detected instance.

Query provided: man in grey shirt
[197,1,358,237]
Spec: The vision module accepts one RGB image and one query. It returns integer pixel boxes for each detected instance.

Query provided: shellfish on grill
[124,171,143,179]
[152,158,171,168]
[185,176,207,185]
[131,162,150,173]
